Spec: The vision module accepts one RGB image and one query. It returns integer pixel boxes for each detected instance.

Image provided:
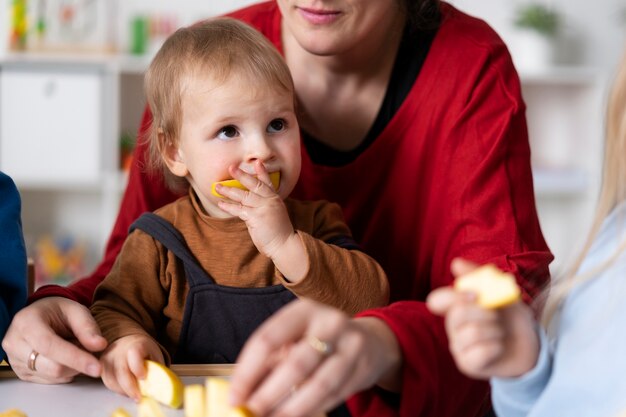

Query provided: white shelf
[14,171,129,191]
[1,51,153,74]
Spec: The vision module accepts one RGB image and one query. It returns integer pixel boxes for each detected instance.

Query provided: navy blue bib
[130,212,296,364]
[130,213,352,417]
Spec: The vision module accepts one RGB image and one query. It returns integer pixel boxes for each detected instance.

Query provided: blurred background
[0,0,624,288]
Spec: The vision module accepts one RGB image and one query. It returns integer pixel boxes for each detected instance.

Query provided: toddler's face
[173,74,301,218]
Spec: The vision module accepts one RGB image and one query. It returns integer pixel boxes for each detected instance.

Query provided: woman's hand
[426,258,541,379]
[230,299,403,417]
[2,297,107,383]
[99,334,164,401]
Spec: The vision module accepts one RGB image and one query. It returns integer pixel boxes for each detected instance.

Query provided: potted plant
[511,3,561,73]
[514,3,560,37]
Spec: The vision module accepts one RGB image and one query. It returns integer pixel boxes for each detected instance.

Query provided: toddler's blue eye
[268,119,286,133]
[217,125,238,140]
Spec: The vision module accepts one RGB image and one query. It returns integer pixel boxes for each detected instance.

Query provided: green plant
[514,3,560,37]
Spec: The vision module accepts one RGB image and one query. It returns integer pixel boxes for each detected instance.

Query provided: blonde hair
[143,18,295,191]
[542,50,626,326]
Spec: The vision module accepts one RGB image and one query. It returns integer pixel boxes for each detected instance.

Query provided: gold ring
[306,336,333,356]
[27,350,39,372]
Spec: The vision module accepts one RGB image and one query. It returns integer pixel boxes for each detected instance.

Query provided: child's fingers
[426,286,466,315]
[456,339,505,379]
[101,367,124,397]
[229,166,274,198]
[119,355,142,401]
[215,182,265,209]
[218,200,248,221]
[128,347,148,381]
[450,258,480,277]
[450,319,504,355]
[252,160,272,188]
[445,303,498,335]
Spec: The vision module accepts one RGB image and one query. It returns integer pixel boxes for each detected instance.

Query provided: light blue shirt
[492,201,626,417]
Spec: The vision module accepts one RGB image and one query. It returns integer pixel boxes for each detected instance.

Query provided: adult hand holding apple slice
[138,360,184,409]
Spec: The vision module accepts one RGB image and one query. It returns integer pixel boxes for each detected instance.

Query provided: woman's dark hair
[404,0,441,32]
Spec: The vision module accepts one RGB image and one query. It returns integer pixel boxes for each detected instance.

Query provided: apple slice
[110,407,132,417]
[138,398,166,417]
[206,377,255,417]
[454,264,521,309]
[185,384,205,417]
[211,172,280,198]
[138,360,184,409]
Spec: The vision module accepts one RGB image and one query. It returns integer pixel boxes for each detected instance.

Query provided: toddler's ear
[160,131,188,177]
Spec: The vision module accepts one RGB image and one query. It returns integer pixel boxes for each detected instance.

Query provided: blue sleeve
[490,328,552,417]
[0,172,28,360]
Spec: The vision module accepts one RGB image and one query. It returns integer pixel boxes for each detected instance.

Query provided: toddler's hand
[99,334,164,401]
[216,161,295,259]
[426,258,541,379]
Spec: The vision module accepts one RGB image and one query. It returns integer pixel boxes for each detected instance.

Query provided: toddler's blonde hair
[143,18,295,192]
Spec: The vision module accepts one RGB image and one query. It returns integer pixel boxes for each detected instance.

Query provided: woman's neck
[282,16,405,83]
[282,14,406,151]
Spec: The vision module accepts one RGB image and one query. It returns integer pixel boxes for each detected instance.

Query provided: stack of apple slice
[126,360,253,417]
[186,377,254,417]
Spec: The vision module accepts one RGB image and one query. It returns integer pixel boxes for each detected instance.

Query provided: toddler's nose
[244,134,274,164]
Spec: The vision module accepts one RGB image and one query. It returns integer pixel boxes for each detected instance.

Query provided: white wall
[448,0,625,72]
[2,0,623,70]
[118,0,626,71]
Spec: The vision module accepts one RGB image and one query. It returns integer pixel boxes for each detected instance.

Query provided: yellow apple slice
[185,384,205,417]
[454,264,521,309]
[110,407,132,417]
[206,377,255,417]
[138,360,184,409]
[138,397,166,417]
[211,172,280,198]
[0,409,28,417]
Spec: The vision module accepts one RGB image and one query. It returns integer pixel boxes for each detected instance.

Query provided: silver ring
[28,350,39,372]
[306,336,333,357]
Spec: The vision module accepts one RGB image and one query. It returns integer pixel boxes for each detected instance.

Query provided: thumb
[426,287,461,316]
[450,257,480,278]
[128,347,149,381]
[63,303,108,352]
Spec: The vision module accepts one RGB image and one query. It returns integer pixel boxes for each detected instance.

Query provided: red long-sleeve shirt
[32,2,552,416]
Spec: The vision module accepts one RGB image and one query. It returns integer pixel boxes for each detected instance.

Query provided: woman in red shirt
[3,1,552,415]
